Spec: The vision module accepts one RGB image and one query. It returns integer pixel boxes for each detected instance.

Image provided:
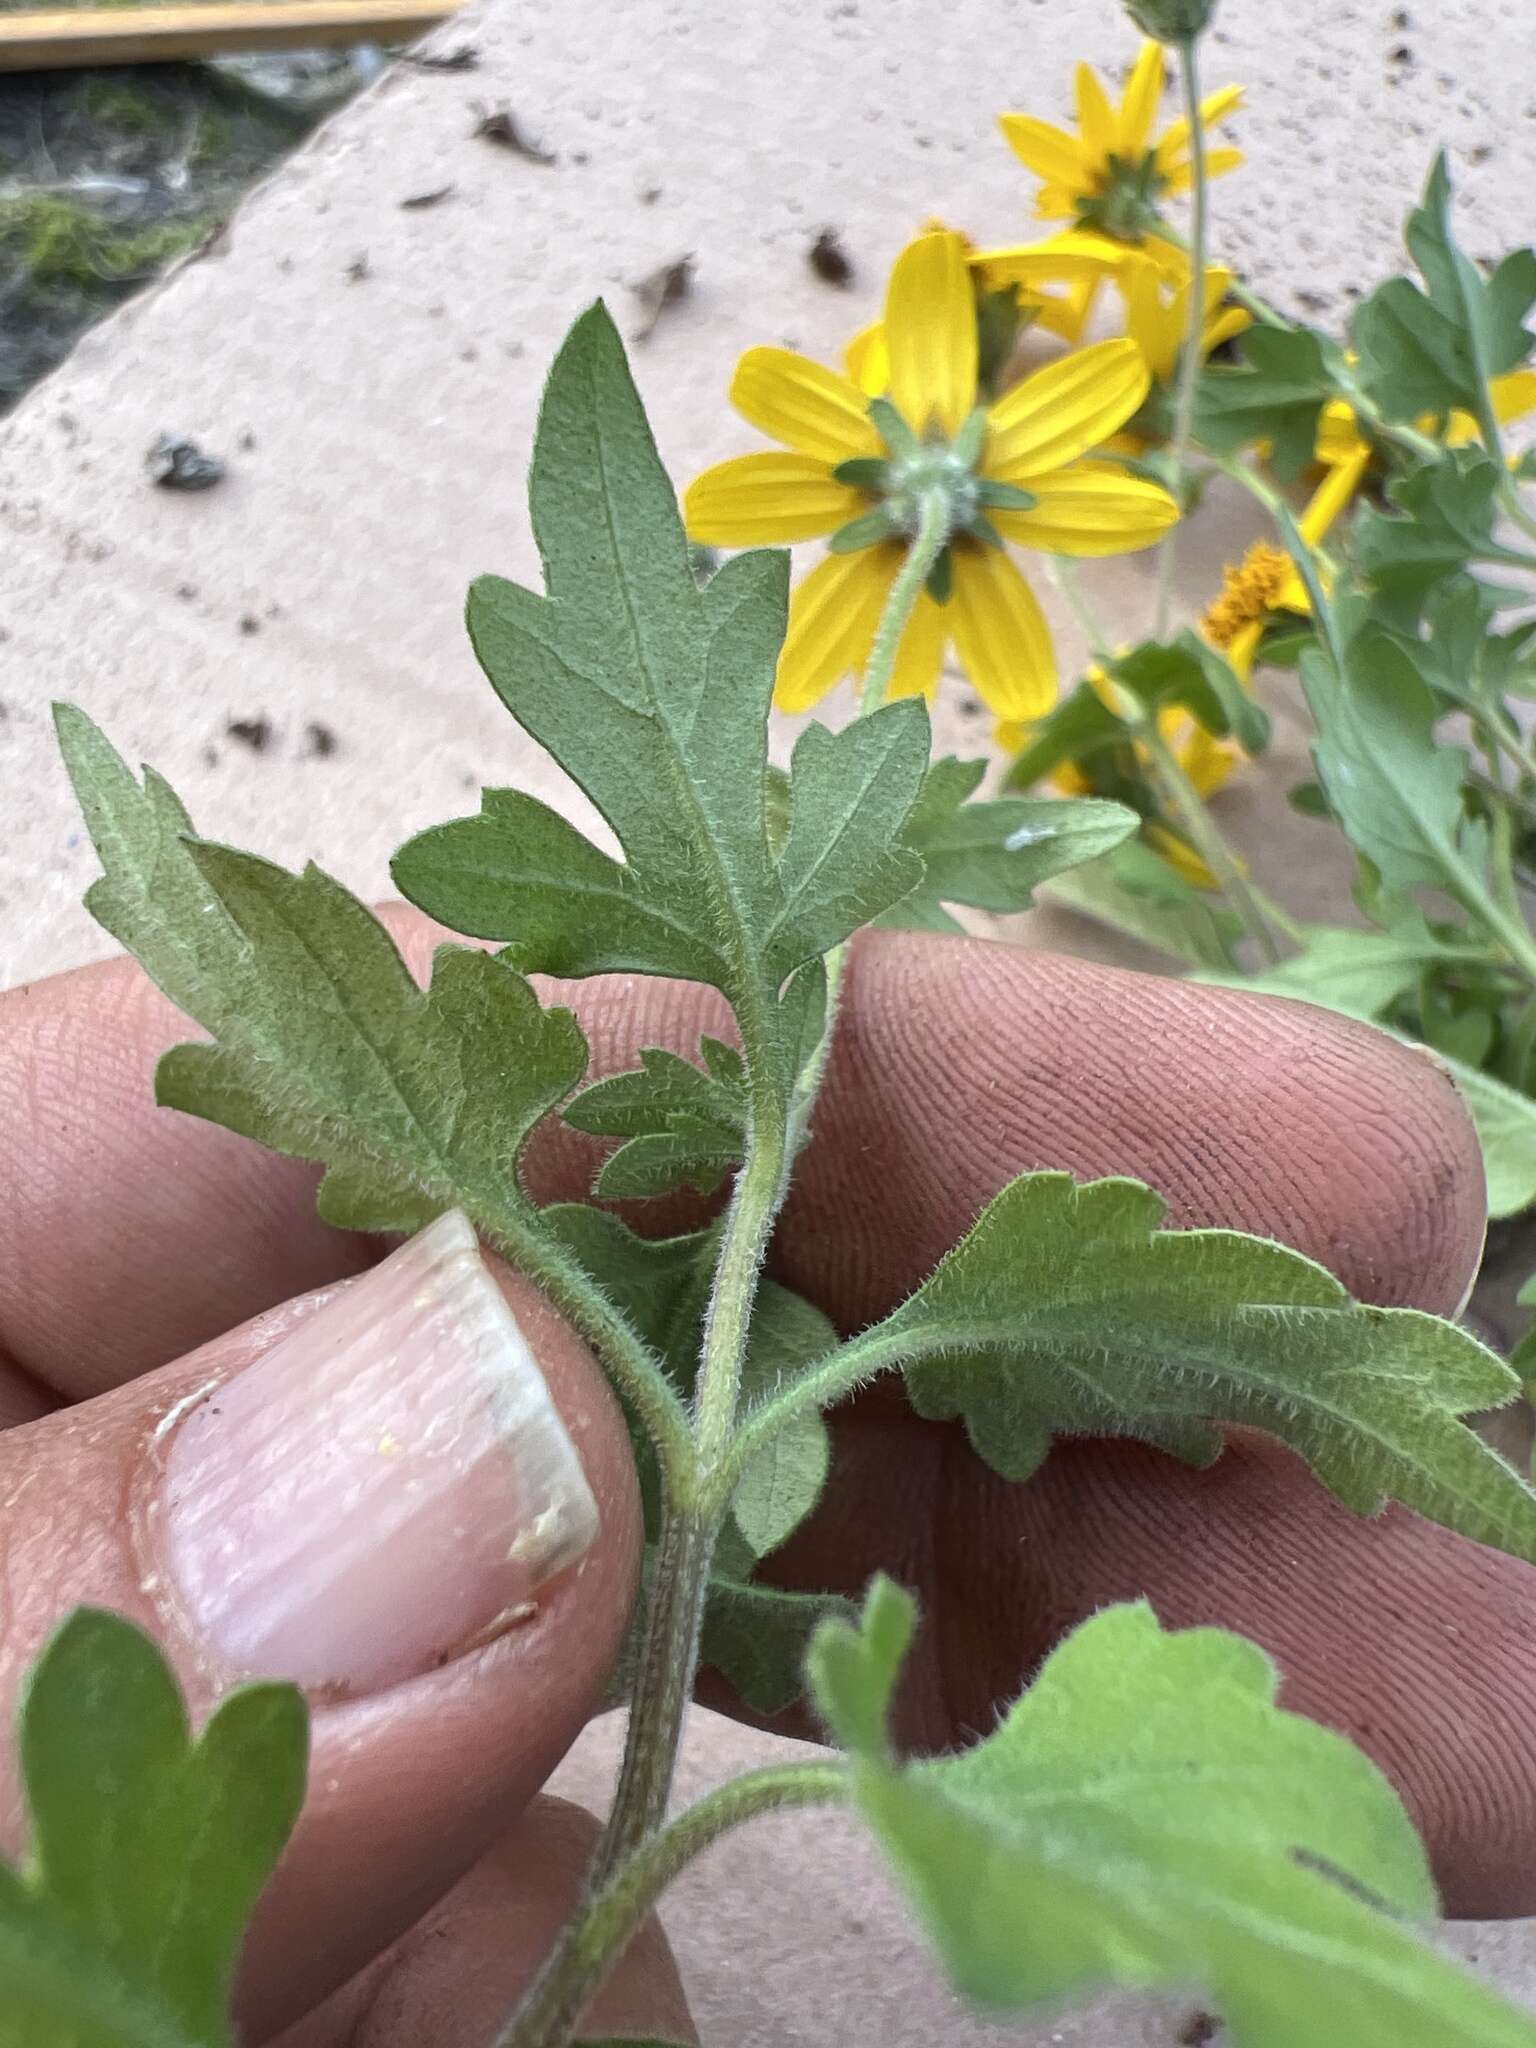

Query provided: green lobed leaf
[1001,679,1124,790]
[1352,153,1536,426]
[0,1610,306,2048]
[1353,450,1526,629]
[1038,839,1244,970]
[1197,917,1474,1019]
[1300,631,1494,913]
[731,1286,838,1559]
[390,303,930,1092]
[810,1580,1536,2045]
[565,1042,748,1200]
[1113,632,1271,755]
[862,1171,1536,1556]
[56,709,586,1236]
[699,1569,850,1718]
[1193,324,1347,479]
[876,756,1137,932]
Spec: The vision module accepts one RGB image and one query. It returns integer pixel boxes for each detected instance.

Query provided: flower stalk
[1154,32,1210,641]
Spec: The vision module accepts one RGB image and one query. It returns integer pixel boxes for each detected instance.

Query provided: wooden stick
[0,0,456,71]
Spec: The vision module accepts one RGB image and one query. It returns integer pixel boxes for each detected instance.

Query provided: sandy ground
[4,0,1536,2037]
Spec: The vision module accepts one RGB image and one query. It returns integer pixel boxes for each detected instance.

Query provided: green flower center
[828,400,1036,603]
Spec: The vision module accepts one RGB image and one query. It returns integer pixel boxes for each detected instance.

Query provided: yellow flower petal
[1493,368,1536,427]
[1122,258,1176,380]
[684,453,862,547]
[1049,759,1094,797]
[775,547,894,713]
[1314,398,1369,468]
[1118,40,1166,157]
[1225,618,1264,682]
[885,231,978,439]
[1165,146,1244,193]
[998,113,1091,191]
[844,323,890,399]
[975,229,1128,290]
[1034,274,1104,345]
[1299,441,1371,547]
[949,544,1056,720]
[1156,84,1245,171]
[1145,822,1220,891]
[991,460,1178,557]
[1074,61,1119,162]
[1204,303,1252,355]
[729,348,880,465]
[1162,707,1238,799]
[886,589,949,701]
[986,339,1151,481]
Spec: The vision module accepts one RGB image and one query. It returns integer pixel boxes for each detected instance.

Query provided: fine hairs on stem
[497,471,954,2048]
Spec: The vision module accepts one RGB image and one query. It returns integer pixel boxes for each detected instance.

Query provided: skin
[0,915,1528,2043]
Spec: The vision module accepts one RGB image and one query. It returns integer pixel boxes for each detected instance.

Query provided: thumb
[0,1210,643,2041]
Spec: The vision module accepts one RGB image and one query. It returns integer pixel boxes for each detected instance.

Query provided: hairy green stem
[794,485,956,1133]
[696,1116,791,1468]
[585,1096,792,1907]
[1153,34,1209,642]
[716,1328,924,1501]
[503,1762,848,2048]
[585,1501,718,1898]
[488,1214,693,1490]
[1222,270,1290,330]
[858,486,953,715]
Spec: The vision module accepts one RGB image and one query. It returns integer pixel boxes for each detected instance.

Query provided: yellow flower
[684,230,1179,720]
[848,227,1127,376]
[1000,41,1244,243]
[1444,367,1536,448]
[1202,363,1536,682]
[1199,447,1358,679]
[1121,256,1251,385]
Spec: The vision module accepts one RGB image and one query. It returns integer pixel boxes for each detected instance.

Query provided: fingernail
[156,1210,599,1694]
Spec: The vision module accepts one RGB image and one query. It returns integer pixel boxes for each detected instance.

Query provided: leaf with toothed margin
[388,302,929,1097]
[851,1171,1536,1562]
[55,707,586,1237]
[809,1579,1536,2045]
[876,756,1138,933]
[564,1041,748,1201]
[1352,152,1536,426]
[0,1609,306,2048]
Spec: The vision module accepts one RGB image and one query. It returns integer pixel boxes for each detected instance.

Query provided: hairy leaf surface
[57,709,586,1236]
[861,1173,1536,1557]
[391,304,929,1088]
[0,1611,305,2048]
[809,1581,1536,2044]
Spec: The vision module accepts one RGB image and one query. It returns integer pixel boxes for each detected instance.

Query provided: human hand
[0,912,1521,2048]
[0,931,695,2045]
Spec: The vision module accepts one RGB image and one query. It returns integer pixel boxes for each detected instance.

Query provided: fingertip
[792,933,1486,1322]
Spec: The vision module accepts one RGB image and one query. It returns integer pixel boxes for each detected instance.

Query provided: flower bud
[1124,0,1215,42]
